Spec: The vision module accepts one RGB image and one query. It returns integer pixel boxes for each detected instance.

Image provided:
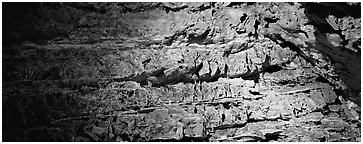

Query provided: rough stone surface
[2,2,361,142]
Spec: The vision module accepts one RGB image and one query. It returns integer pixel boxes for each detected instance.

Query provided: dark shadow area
[302,2,361,106]
[302,2,361,19]
[2,2,82,45]
[261,131,283,142]
[264,65,283,73]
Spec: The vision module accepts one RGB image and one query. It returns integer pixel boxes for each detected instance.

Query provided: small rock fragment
[300,112,324,123]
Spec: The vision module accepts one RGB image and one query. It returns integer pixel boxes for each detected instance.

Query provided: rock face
[2,2,361,142]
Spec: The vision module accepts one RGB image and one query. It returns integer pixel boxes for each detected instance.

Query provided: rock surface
[2,2,361,142]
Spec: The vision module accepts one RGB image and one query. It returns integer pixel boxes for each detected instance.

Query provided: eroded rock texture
[2,2,361,142]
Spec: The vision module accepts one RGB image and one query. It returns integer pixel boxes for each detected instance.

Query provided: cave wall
[2,2,361,142]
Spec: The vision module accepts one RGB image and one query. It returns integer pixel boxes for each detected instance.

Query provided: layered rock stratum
[2,2,361,142]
